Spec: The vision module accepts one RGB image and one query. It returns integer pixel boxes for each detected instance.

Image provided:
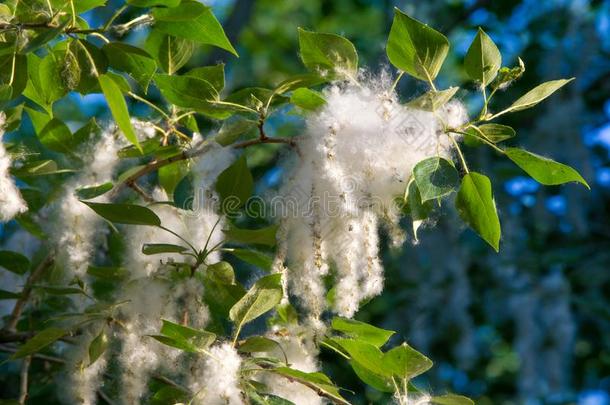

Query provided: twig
[18,356,31,405]
[4,254,55,332]
[111,136,296,197]
[127,182,153,203]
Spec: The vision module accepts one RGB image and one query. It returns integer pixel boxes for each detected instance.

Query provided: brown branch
[111,136,296,197]
[18,356,31,405]
[4,254,55,332]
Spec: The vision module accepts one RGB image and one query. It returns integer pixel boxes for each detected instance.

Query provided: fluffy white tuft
[276,75,468,318]
[257,325,325,405]
[64,332,109,405]
[0,113,28,222]
[55,128,124,279]
[190,343,244,405]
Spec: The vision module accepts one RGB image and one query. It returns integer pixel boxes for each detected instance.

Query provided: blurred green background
[2,0,610,404]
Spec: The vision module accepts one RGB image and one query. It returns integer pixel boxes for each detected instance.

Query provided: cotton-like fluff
[55,128,124,279]
[116,277,180,404]
[257,325,324,405]
[190,343,243,405]
[395,393,432,405]
[124,188,224,278]
[63,331,109,405]
[275,76,468,318]
[0,113,28,222]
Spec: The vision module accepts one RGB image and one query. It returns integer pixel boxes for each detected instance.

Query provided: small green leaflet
[216,155,254,211]
[83,201,161,226]
[413,157,459,202]
[467,123,515,144]
[75,182,114,200]
[387,8,449,82]
[383,343,433,380]
[500,78,574,115]
[145,30,195,75]
[229,273,283,327]
[223,224,279,247]
[206,261,236,285]
[88,328,109,365]
[331,317,394,348]
[290,87,326,111]
[11,327,67,359]
[455,172,501,252]
[102,42,157,92]
[298,28,358,78]
[0,251,30,275]
[152,1,237,56]
[141,243,188,255]
[464,28,501,86]
[431,394,475,405]
[407,87,458,111]
[98,74,141,152]
[505,148,589,189]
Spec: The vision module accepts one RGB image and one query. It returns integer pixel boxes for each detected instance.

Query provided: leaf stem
[390,71,404,93]
[447,133,469,173]
[127,92,171,120]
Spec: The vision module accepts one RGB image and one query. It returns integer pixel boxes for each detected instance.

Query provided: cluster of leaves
[0,1,587,404]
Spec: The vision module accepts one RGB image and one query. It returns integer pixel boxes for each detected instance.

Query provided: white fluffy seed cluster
[64,331,109,405]
[189,343,244,405]
[66,135,232,404]
[257,325,325,405]
[0,113,28,222]
[55,128,125,280]
[275,76,468,318]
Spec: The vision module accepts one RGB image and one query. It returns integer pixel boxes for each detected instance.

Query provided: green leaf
[88,328,109,365]
[238,336,282,354]
[248,390,296,405]
[145,30,195,75]
[0,53,27,102]
[3,104,25,132]
[502,78,574,114]
[186,64,225,92]
[127,0,180,6]
[290,87,326,111]
[11,327,66,359]
[102,43,157,92]
[75,182,113,200]
[0,251,30,275]
[505,148,589,189]
[229,273,283,327]
[83,201,161,226]
[153,1,237,56]
[216,155,253,211]
[98,74,141,152]
[407,87,458,111]
[431,394,475,405]
[203,274,246,317]
[159,161,188,197]
[21,20,69,54]
[404,180,433,241]
[154,74,228,118]
[141,243,188,255]
[331,317,394,348]
[455,172,501,252]
[413,157,459,201]
[87,265,129,280]
[387,8,449,82]
[271,367,349,405]
[37,118,75,154]
[206,261,235,285]
[23,53,66,112]
[223,224,278,247]
[158,319,216,352]
[466,123,515,144]
[215,119,257,146]
[297,28,358,78]
[464,28,501,86]
[150,386,189,405]
[384,343,433,380]
[225,248,273,271]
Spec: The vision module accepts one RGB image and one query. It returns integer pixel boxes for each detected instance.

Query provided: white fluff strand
[0,113,28,221]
